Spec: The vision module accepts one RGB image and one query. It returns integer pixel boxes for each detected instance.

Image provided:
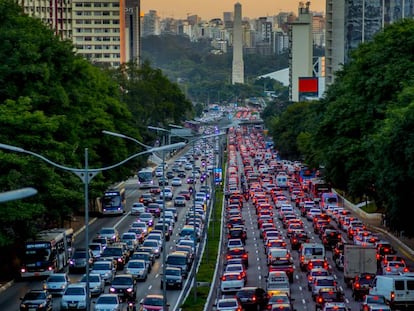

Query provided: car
[226,247,249,267]
[98,227,119,244]
[166,171,175,179]
[131,202,146,216]
[43,272,70,295]
[146,202,161,217]
[307,268,331,290]
[311,275,338,299]
[142,239,161,258]
[382,260,409,275]
[314,287,345,311]
[100,245,127,270]
[89,242,104,259]
[139,192,156,206]
[130,251,153,272]
[109,274,137,302]
[360,294,389,311]
[225,263,247,282]
[266,293,293,311]
[69,248,95,273]
[321,302,350,311]
[267,251,295,283]
[174,195,186,207]
[351,273,376,301]
[186,176,195,184]
[158,177,169,186]
[227,238,244,250]
[93,293,121,311]
[236,287,269,311]
[178,190,191,200]
[228,227,247,244]
[221,272,245,293]
[215,297,243,311]
[364,305,391,311]
[60,283,88,310]
[140,294,169,311]
[20,289,52,311]
[130,221,148,236]
[138,212,154,227]
[90,260,116,284]
[171,177,182,186]
[125,259,148,281]
[79,273,105,296]
[161,266,183,289]
[159,187,173,200]
[121,232,139,252]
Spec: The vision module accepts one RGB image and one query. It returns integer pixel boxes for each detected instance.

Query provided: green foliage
[0,0,165,246]
[309,19,414,233]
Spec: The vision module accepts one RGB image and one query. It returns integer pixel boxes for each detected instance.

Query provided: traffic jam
[216,124,413,311]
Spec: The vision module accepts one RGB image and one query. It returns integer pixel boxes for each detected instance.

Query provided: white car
[93,293,121,311]
[60,283,88,310]
[125,259,148,281]
[43,272,70,296]
[220,272,245,293]
[159,187,173,200]
[131,202,145,216]
[89,243,104,258]
[90,260,116,284]
[79,273,104,296]
[171,177,182,187]
[215,298,243,311]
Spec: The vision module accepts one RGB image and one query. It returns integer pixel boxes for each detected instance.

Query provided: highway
[2,123,414,311]
[0,138,217,310]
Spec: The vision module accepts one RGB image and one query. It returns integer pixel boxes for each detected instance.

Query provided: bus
[309,178,331,202]
[20,228,74,278]
[137,167,155,189]
[101,184,126,216]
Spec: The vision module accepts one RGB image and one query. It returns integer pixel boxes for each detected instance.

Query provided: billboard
[214,168,222,183]
[299,77,318,94]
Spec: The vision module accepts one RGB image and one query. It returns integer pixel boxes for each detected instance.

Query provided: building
[325,0,414,88]
[142,10,160,36]
[289,2,313,102]
[232,2,244,84]
[16,0,72,39]
[71,0,124,67]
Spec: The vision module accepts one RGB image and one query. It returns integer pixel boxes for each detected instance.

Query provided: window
[395,280,405,290]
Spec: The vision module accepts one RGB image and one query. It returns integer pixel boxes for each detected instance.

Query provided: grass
[180,188,224,310]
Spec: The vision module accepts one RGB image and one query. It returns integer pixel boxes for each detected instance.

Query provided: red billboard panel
[299,77,318,93]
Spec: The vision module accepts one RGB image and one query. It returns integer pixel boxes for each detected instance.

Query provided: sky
[141,0,325,20]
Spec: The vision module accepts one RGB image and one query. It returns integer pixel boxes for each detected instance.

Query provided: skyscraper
[325,0,414,88]
[232,2,244,85]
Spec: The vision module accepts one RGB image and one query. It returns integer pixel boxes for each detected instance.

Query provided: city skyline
[141,0,326,20]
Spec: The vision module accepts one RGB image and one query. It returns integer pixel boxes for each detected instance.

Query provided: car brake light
[317,297,323,303]
[252,296,256,301]
[355,283,360,289]
[390,291,395,301]
[237,275,242,280]
[222,276,226,281]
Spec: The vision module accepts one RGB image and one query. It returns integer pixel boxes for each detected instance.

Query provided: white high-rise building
[232,2,244,84]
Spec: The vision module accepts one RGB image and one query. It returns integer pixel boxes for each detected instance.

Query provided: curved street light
[0,141,185,311]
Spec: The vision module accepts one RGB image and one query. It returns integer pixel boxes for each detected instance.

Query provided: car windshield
[100,229,115,235]
[96,296,118,304]
[166,269,181,276]
[47,275,65,282]
[128,261,145,268]
[65,287,85,295]
[112,277,133,285]
[24,292,47,300]
[218,301,238,308]
[143,297,163,306]
[81,275,100,282]
[92,263,110,270]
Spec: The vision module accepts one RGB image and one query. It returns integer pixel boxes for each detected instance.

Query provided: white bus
[137,167,155,189]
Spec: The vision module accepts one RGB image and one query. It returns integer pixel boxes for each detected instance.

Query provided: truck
[343,243,377,286]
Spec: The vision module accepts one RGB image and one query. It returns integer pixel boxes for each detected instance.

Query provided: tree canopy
[267,19,414,234]
[0,0,193,247]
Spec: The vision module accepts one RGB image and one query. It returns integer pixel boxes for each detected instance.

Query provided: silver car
[79,273,105,296]
[43,272,70,296]
[125,259,148,281]
[93,293,121,311]
[90,260,116,284]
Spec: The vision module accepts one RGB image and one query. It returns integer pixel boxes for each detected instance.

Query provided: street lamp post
[0,141,184,311]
